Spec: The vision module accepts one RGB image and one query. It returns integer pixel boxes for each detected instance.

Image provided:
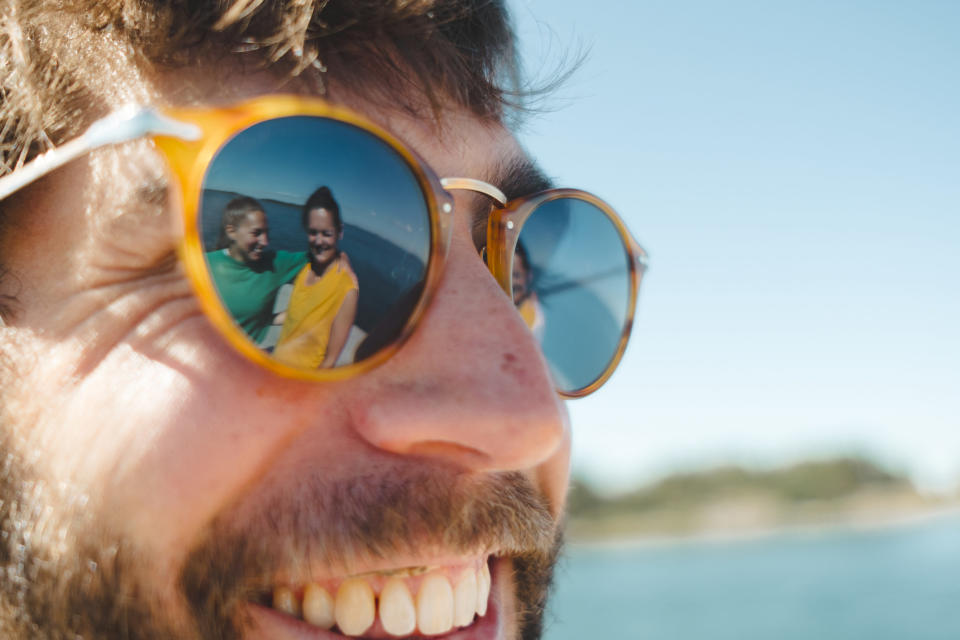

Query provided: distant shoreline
[568,501,960,551]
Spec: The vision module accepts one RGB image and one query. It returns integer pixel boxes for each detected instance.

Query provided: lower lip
[243,561,504,640]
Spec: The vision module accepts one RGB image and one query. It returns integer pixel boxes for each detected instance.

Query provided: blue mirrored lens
[515,197,631,393]
[198,116,431,369]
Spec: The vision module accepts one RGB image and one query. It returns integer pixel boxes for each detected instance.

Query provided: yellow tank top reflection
[518,296,545,339]
[274,257,358,368]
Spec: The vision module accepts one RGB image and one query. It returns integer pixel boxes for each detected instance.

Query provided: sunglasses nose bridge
[438,176,513,293]
[439,177,507,207]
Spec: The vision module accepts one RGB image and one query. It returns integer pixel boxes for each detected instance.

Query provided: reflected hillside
[567,457,960,543]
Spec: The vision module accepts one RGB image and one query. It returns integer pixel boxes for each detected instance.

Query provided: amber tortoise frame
[0,95,647,397]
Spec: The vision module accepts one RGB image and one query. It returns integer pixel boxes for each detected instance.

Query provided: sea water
[545,512,960,639]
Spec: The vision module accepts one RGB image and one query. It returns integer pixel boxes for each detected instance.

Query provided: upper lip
[182,468,556,623]
[269,551,492,588]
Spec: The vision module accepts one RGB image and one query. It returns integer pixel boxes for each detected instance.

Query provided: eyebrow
[466,155,554,247]
[490,155,554,202]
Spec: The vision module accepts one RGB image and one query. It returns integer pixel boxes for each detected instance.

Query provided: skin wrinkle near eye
[65,271,200,380]
[0,192,33,323]
[31,146,194,378]
[0,267,23,324]
[29,142,202,381]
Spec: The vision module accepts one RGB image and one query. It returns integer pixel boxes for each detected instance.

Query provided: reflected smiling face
[0,62,571,639]
[306,208,340,274]
[227,209,270,264]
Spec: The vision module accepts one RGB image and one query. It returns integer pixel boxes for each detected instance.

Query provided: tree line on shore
[564,457,947,540]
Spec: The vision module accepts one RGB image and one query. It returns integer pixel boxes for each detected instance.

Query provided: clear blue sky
[509,0,960,492]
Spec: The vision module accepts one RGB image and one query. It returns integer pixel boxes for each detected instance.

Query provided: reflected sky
[520,198,630,391]
[203,116,429,259]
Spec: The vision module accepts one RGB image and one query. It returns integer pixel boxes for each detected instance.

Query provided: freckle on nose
[500,352,520,374]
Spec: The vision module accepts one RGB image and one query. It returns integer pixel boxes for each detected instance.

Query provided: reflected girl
[274,187,359,368]
[513,241,545,340]
[207,196,305,344]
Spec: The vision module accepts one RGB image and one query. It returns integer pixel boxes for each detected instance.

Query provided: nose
[341,223,569,473]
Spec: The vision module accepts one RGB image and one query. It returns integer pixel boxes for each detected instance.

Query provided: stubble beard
[0,436,563,639]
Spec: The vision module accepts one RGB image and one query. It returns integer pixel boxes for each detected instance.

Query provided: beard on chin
[0,448,563,640]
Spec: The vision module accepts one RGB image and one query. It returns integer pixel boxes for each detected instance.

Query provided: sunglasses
[0,95,647,397]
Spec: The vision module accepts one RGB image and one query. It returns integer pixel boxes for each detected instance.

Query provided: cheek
[1,151,178,321]
[15,316,338,558]
[536,412,573,520]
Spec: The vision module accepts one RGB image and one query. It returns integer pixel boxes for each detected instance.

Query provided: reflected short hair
[218,196,266,250]
[302,187,342,233]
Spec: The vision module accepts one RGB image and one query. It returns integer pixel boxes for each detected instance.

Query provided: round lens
[514,196,632,394]
[197,116,432,372]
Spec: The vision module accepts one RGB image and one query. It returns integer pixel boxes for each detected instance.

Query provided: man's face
[227,210,270,264]
[0,62,571,639]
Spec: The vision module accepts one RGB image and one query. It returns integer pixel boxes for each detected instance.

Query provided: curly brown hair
[0,0,523,175]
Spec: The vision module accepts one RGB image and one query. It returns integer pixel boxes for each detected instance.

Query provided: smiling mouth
[258,556,493,638]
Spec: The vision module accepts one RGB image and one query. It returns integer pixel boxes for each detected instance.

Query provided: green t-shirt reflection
[206,249,306,344]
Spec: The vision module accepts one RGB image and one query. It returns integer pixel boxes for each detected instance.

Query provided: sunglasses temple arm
[0,107,201,201]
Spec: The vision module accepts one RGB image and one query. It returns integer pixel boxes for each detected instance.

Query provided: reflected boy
[274,187,359,368]
[207,196,306,345]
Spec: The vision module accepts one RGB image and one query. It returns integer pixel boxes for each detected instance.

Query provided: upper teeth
[271,562,492,636]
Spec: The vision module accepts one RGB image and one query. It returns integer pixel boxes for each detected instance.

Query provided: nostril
[347,385,565,473]
[400,441,492,468]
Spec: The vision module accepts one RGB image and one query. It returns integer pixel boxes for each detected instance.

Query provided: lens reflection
[199,116,431,370]
[515,197,631,393]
